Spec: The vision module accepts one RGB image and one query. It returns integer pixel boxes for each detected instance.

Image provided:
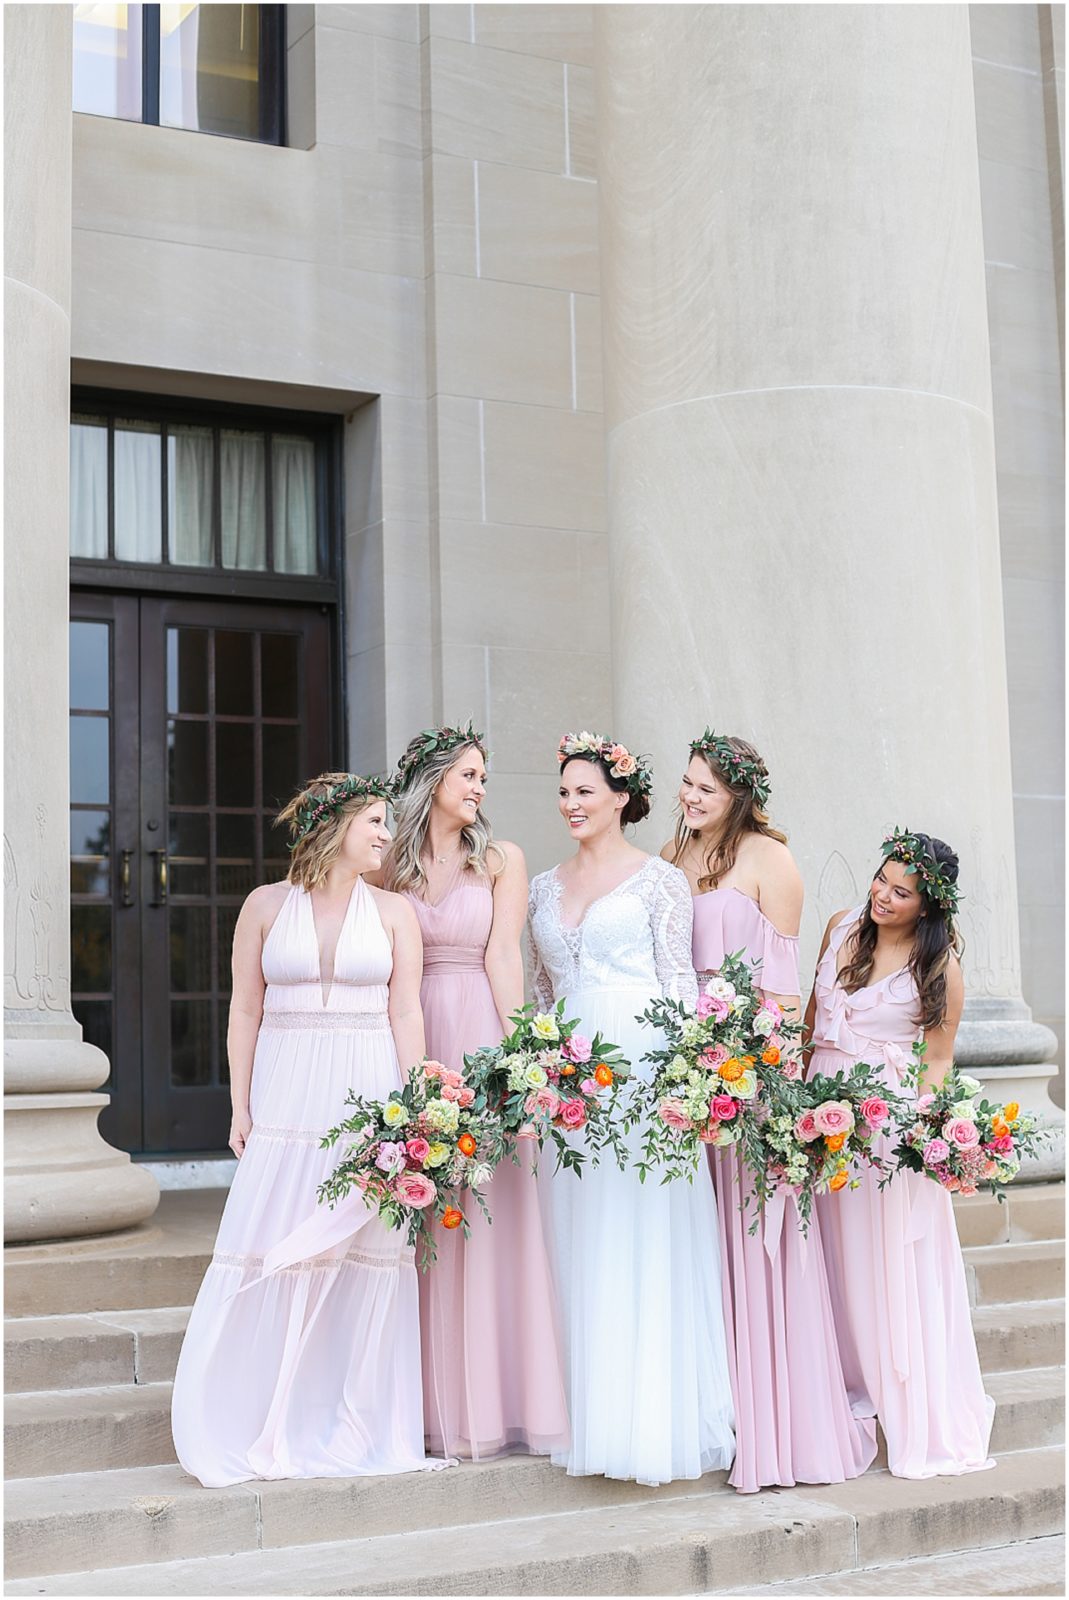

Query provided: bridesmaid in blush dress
[380,724,569,1460]
[806,830,994,1478]
[664,732,877,1494]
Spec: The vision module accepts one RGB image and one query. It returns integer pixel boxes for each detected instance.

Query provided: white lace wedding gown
[529,855,736,1486]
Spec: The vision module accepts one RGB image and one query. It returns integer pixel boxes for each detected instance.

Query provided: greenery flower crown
[395,721,486,794]
[880,828,961,918]
[689,730,771,810]
[557,731,654,800]
[289,774,395,849]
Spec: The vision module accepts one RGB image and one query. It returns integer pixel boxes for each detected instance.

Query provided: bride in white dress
[529,733,735,1487]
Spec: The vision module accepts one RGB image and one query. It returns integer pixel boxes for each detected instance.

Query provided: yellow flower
[531,1013,560,1041]
[425,1142,449,1168]
[382,1099,409,1129]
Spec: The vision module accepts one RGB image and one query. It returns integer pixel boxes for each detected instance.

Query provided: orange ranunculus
[441,1207,464,1230]
[594,1064,614,1087]
[741,1055,756,1070]
[560,1064,576,1076]
[824,1132,848,1153]
[828,1169,849,1192]
[719,1057,744,1083]
[457,1133,477,1158]
[1003,1101,1020,1122]
[762,1047,781,1067]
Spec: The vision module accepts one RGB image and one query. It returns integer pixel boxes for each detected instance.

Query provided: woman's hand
[229,1108,253,1158]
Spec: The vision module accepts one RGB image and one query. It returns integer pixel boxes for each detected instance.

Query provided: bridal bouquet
[318,1058,500,1268]
[464,1000,631,1173]
[630,953,805,1191]
[887,1047,1044,1199]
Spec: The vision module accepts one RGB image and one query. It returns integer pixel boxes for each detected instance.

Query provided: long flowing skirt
[710,1148,878,1492]
[419,967,569,1458]
[171,1017,428,1487]
[540,984,735,1487]
[811,1044,995,1479]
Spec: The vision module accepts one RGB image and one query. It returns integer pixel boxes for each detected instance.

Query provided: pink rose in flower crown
[559,1098,587,1130]
[406,1137,431,1165]
[392,1170,437,1208]
[710,1094,738,1121]
[612,753,638,777]
[794,1109,820,1142]
[812,1100,856,1137]
[580,1077,599,1096]
[525,1085,561,1118]
[658,1098,692,1131]
[860,1096,890,1130]
[701,1042,730,1068]
[565,1033,592,1065]
[922,1137,950,1167]
[942,1116,980,1151]
[609,744,629,763]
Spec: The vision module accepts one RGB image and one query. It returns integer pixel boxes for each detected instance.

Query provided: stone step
[986,1368,1065,1453]
[964,1238,1065,1306]
[5,1308,189,1394]
[4,1446,1063,1596]
[973,1300,1066,1374]
[952,1182,1065,1248]
[714,1532,1066,1594]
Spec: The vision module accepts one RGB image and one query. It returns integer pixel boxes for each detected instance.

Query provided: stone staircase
[4,1185,1065,1596]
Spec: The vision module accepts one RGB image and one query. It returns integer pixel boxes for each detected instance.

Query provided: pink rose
[580,1077,599,1096]
[990,1132,1014,1154]
[609,744,628,763]
[439,1083,462,1102]
[612,753,637,777]
[762,999,784,1025]
[375,1140,407,1174]
[442,1069,463,1089]
[696,993,715,1019]
[422,1060,445,1080]
[658,1099,692,1131]
[942,1116,980,1151]
[959,1183,978,1197]
[457,1086,475,1108]
[565,1033,592,1064]
[794,1109,819,1142]
[525,1085,561,1118]
[922,1137,949,1167]
[811,1100,856,1137]
[943,1174,961,1193]
[392,1170,436,1208]
[711,1095,737,1121]
[915,1092,935,1114]
[559,1099,587,1130]
[710,996,731,1022]
[702,1043,729,1068]
[781,1056,802,1082]
[860,1096,890,1130]
[406,1137,431,1165]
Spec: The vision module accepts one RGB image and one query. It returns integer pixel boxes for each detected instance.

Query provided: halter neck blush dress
[170,877,428,1487]
[693,887,878,1494]
[404,866,570,1460]
[809,908,995,1478]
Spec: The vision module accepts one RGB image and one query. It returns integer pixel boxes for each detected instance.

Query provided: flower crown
[289,774,395,849]
[394,721,486,794]
[880,828,961,918]
[689,730,771,810]
[557,731,653,801]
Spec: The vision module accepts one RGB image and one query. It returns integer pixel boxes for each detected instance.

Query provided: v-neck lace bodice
[260,879,392,1015]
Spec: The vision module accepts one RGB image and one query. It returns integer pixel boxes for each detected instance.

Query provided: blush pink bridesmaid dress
[405,867,570,1459]
[809,908,995,1478]
[693,888,878,1493]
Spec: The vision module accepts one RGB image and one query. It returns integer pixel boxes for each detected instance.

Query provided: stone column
[4,5,159,1239]
[595,4,1061,1173]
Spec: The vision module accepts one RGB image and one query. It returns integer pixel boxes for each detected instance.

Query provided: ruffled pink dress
[809,908,995,1478]
[694,888,878,1493]
[405,871,570,1460]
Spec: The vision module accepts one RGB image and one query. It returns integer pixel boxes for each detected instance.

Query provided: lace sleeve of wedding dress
[649,861,699,1008]
[527,873,556,1011]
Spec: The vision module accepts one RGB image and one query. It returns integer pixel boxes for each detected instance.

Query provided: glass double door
[70,592,333,1154]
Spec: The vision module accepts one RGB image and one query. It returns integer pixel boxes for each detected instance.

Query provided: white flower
[732,1069,759,1100]
[425,1100,460,1134]
[705,977,736,1002]
[668,1053,690,1081]
[525,1064,549,1090]
[680,1019,702,1048]
[468,1162,494,1189]
[957,1074,983,1098]
[531,1013,560,1042]
[752,1009,776,1037]
[731,995,751,1015]
[950,1099,976,1120]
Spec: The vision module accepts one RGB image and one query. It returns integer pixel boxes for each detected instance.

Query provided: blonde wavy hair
[384,739,504,896]
[276,771,388,892]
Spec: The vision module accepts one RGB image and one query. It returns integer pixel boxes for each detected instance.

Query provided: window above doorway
[73,4,286,145]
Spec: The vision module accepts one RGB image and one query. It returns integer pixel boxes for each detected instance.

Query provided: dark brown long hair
[838,834,962,1030]
[670,737,786,890]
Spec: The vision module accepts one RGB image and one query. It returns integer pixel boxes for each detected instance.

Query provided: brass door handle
[151,848,168,906]
[120,849,134,908]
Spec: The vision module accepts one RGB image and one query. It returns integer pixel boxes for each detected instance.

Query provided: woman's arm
[802,910,848,1057]
[919,954,965,1093]
[484,841,528,1036]
[378,891,427,1073]
[226,885,277,1156]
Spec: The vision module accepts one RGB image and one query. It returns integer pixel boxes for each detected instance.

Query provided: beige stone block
[380,392,432,524]
[325,4,422,42]
[578,528,610,610]
[996,469,1067,579]
[382,517,435,648]
[1020,904,1067,1058]
[974,59,1048,173]
[483,644,612,771]
[474,5,594,66]
[431,394,484,521]
[287,4,314,46]
[344,399,383,534]
[483,401,605,530]
[477,163,598,292]
[433,275,573,406]
[979,156,1057,274]
[426,153,477,276]
[573,290,603,410]
[1014,796,1065,910]
[426,37,566,172]
[992,364,1064,479]
[438,520,581,646]
[6,8,72,309]
[566,63,596,179]
[373,33,424,159]
[286,24,317,150]
[424,4,474,44]
[441,644,490,732]
[985,261,1061,377]
[346,645,388,775]
[314,26,422,156]
[969,2,1042,72]
[1004,574,1065,794]
[346,523,386,652]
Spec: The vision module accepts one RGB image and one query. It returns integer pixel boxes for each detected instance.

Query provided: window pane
[215,631,254,716]
[261,633,299,718]
[160,4,264,140]
[220,431,266,570]
[72,809,112,857]
[216,723,254,806]
[72,904,112,990]
[167,628,209,715]
[70,417,109,558]
[73,3,143,121]
[70,716,110,804]
[114,420,162,562]
[170,906,213,991]
[168,426,215,566]
[262,724,299,810]
[169,721,209,806]
[70,622,110,712]
[171,999,213,1087]
[272,437,318,574]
